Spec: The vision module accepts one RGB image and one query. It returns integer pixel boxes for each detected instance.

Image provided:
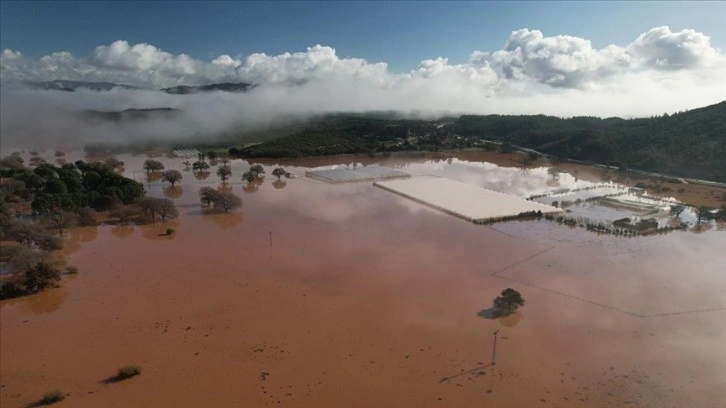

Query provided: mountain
[26,80,139,92]
[162,82,253,94]
[231,101,726,182]
[80,108,181,121]
[23,80,254,94]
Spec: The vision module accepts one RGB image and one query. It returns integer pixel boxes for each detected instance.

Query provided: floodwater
[1,151,725,407]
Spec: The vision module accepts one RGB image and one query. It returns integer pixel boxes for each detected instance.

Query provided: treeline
[449,101,726,181]
[0,155,145,299]
[0,159,145,214]
[228,101,726,182]
[230,117,439,158]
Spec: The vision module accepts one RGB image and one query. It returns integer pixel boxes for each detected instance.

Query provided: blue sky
[2,1,725,72]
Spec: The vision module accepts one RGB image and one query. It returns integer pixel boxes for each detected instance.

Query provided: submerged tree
[492,288,525,317]
[199,187,221,207]
[212,191,242,213]
[161,169,183,187]
[272,167,286,180]
[139,197,178,222]
[670,204,685,218]
[46,210,78,236]
[143,159,164,173]
[217,165,232,182]
[249,164,265,175]
[192,161,210,173]
[242,171,258,184]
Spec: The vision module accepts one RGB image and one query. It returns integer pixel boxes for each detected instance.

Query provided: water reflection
[201,211,244,229]
[61,225,99,255]
[498,312,523,328]
[163,186,184,199]
[111,225,135,239]
[194,171,211,181]
[0,285,70,315]
[145,172,163,183]
[243,179,264,193]
[273,180,287,189]
[217,183,233,194]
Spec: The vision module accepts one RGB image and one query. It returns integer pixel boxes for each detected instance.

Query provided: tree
[47,210,78,236]
[249,164,265,174]
[110,205,139,224]
[242,171,258,184]
[199,187,220,206]
[161,169,183,187]
[697,206,713,225]
[22,261,62,294]
[156,199,179,222]
[139,197,178,222]
[105,157,125,169]
[670,204,685,218]
[29,156,46,167]
[212,191,242,213]
[0,155,25,169]
[492,288,525,317]
[217,165,231,182]
[143,159,164,173]
[76,207,97,226]
[192,161,210,172]
[272,167,286,180]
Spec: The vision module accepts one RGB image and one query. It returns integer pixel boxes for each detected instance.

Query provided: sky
[1,1,725,147]
[2,1,725,72]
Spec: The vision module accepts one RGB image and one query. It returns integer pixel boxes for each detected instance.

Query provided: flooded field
[1,151,725,407]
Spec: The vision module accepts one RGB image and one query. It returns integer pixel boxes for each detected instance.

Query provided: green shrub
[117,365,141,380]
[165,228,175,236]
[41,390,65,405]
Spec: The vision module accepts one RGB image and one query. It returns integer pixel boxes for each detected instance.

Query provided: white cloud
[1,26,725,148]
[628,26,723,70]
[2,49,22,60]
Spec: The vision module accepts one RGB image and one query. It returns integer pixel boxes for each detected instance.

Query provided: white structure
[172,149,201,158]
[306,166,410,183]
[375,176,563,224]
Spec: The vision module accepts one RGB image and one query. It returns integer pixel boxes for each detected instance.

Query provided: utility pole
[491,330,500,366]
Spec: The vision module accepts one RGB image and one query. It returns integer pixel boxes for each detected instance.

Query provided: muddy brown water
[1,151,725,407]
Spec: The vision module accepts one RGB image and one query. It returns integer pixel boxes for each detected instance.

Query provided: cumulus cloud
[628,26,722,70]
[1,26,725,149]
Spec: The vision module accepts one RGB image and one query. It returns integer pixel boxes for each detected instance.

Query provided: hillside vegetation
[230,101,726,181]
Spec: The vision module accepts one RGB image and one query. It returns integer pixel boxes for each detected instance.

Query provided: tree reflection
[61,225,98,255]
[272,179,287,189]
[145,172,163,183]
[163,186,183,199]
[243,179,264,193]
[1,285,70,315]
[201,210,244,229]
[111,225,135,239]
[193,171,211,181]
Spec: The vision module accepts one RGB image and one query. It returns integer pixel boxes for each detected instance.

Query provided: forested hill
[231,101,726,182]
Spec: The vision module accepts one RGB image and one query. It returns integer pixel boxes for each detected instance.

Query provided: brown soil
[1,154,724,408]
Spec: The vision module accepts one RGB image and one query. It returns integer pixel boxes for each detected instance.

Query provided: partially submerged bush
[41,390,65,405]
[65,265,79,275]
[116,365,141,380]
[165,228,175,236]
